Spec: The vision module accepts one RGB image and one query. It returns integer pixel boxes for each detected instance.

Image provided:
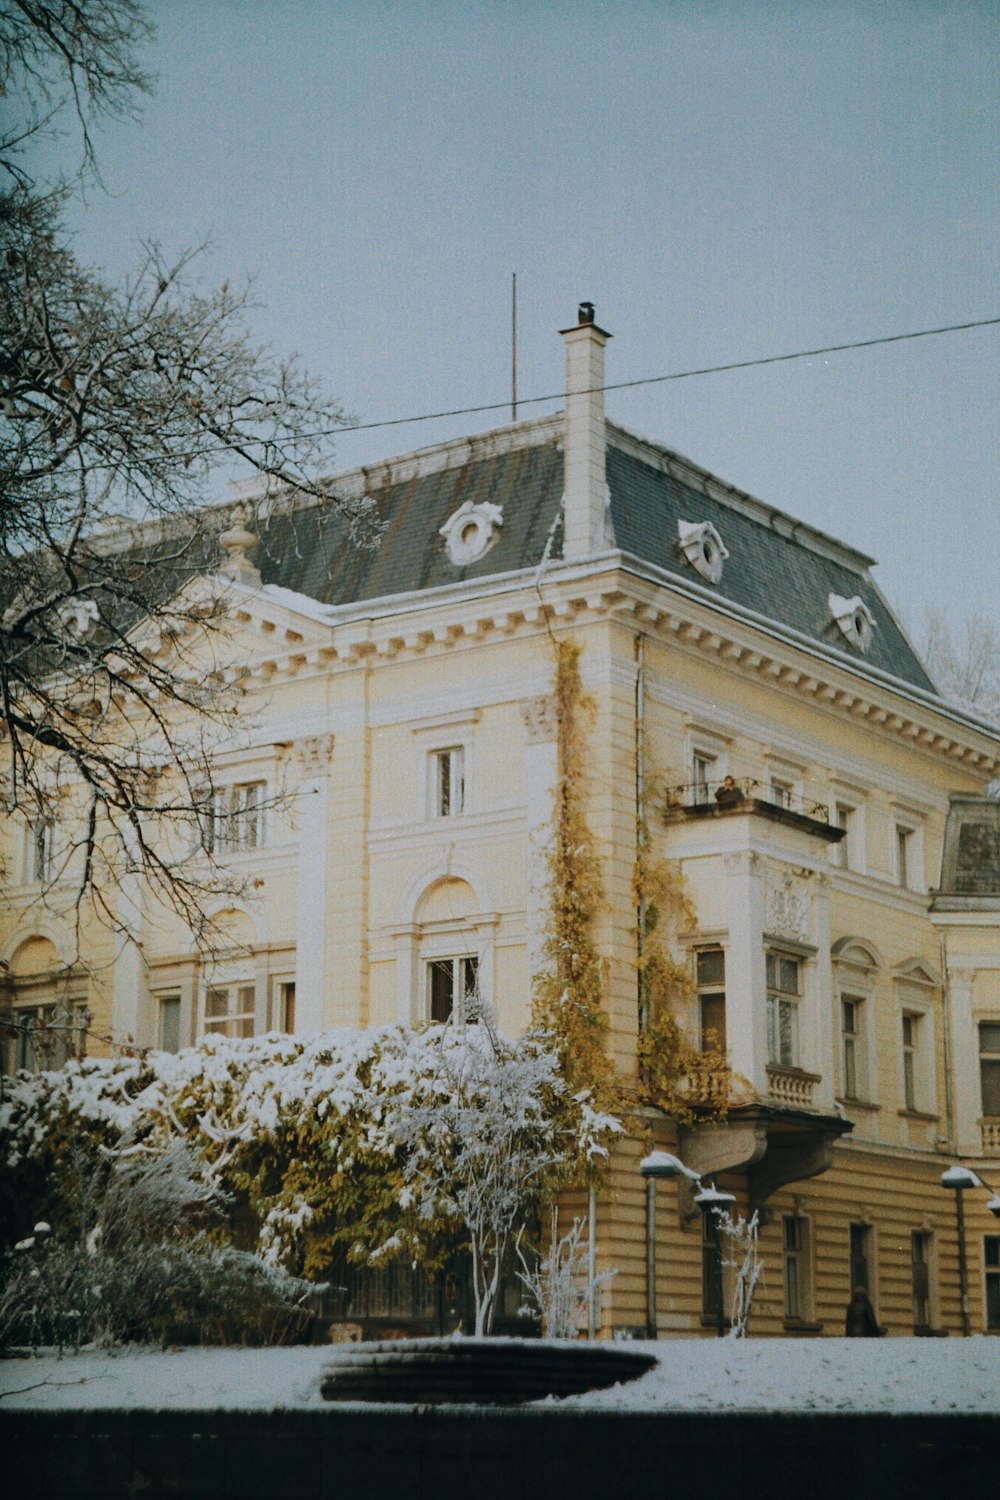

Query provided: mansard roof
[246,417,934,693]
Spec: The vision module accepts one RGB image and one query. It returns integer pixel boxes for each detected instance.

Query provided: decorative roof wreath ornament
[677,519,729,583]
[439,500,504,566]
[829,593,876,653]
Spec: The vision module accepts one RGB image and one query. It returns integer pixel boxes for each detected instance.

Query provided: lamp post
[639,1150,700,1340]
[940,1165,1000,1336]
[694,1182,737,1337]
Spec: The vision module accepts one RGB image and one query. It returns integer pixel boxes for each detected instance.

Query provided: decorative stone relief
[521,696,558,744]
[678,519,729,584]
[828,593,875,653]
[297,734,334,777]
[723,849,760,876]
[439,500,503,566]
[766,873,811,942]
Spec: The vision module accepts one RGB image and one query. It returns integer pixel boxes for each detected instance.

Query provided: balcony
[663,778,843,846]
[766,1065,820,1111]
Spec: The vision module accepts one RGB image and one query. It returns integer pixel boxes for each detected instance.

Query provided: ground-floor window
[1,1002,88,1074]
[911,1230,932,1331]
[849,1221,873,1296]
[203,983,256,1039]
[783,1215,811,1321]
[157,994,181,1053]
[986,1236,1000,1332]
[427,955,479,1024]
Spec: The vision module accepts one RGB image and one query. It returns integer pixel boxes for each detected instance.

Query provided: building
[3,306,999,1337]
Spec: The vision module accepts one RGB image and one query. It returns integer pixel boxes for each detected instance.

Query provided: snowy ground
[1,1338,998,1415]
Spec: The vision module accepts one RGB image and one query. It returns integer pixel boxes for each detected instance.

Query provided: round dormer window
[677,519,729,584]
[440,500,503,566]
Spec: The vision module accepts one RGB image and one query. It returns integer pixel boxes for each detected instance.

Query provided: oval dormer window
[829,593,876,653]
[678,519,729,584]
[440,500,503,566]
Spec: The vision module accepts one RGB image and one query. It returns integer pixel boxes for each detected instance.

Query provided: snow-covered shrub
[0,1021,621,1337]
[0,1143,319,1350]
[716,1207,763,1339]
[516,1206,616,1339]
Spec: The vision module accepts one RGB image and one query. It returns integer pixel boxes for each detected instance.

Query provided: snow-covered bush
[0,1144,319,1350]
[516,1206,616,1339]
[0,1021,620,1338]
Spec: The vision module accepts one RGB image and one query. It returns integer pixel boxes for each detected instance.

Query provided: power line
[323,313,1000,442]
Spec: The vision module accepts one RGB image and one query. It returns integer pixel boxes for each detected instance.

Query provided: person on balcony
[714,775,744,807]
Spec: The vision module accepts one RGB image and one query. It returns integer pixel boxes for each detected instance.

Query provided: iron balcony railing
[665,776,831,823]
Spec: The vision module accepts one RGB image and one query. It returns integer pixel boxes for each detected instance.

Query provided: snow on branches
[0,1020,621,1312]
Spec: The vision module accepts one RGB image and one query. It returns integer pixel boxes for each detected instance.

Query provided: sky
[27,0,1000,632]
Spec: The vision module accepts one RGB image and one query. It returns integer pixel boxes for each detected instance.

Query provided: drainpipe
[939,930,955,1153]
[636,633,648,1032]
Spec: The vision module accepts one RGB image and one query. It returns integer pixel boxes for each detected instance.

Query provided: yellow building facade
[3,307,999,1338]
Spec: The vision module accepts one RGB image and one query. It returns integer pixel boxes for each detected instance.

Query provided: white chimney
[560,302,611,560]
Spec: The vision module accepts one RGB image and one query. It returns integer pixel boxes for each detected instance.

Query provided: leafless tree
[915,606,1000,727]
[1,0,153,182]
[0,4,371,946]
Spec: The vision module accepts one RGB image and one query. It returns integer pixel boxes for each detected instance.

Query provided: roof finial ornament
[578,301,595,325]
[218,509,262,588]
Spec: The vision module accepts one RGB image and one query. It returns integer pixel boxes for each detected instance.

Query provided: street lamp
[639,1150,700,1340]
[940,1165,1000,1336]
[694,1182,737,1337]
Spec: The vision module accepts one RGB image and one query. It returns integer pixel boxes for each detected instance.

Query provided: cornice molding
[221,563,998,776]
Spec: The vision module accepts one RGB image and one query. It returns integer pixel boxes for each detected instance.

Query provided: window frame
[979,1021,1000,1118]
[695,947,726,1054]
[783,1214,813,1323]
[986,1235,1000,1332]
[766,950,802,1068]
[426,953,480,1025]
[2,999,88,1075]
[911,1229,935,1333]
[429,745,466,820]
[203,778,268,856]
[157,992,182,1053]
[840,993,867,1101]
[849,1221,875,1300]
[201,980,257,1040]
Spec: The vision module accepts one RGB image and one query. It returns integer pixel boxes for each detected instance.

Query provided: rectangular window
[766,952,801,1067]
[911,1231,932,1331]
[427,956,479,1024]
[696,949,726,1052]
[770,778,793,810]
[841,995,864,1100]
[896,825,912,888]
[3,1003,86,1074]
[849,1222,872,1296]
[205,782,266,854]
[278,981,296,1034]
[692,752,716,802]
[979,1023,1000,1116]
[986,1237,1000,1332]
[432,748,465,818]
[203,983,256,1039]
[783,1215,810,1320]
[24,817,54,884]
[902,1012,918,1110]
[835,804,853,869]
[701,1207,721,1320]
[158,995,181,1054]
